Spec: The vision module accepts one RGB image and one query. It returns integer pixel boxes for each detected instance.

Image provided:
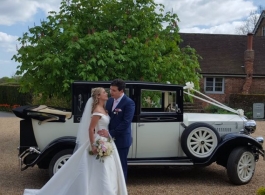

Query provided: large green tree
[12,0,201,100]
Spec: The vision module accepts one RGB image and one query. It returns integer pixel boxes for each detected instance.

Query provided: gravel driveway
[0,115,264,195]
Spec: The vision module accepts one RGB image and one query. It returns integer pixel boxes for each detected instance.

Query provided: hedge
[0,85,32,111]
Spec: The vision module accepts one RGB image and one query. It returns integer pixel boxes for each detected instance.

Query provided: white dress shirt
[112,93,124,111]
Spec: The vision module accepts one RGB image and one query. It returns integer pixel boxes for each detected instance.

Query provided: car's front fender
[219,133,263,150]
[194,133,263,166]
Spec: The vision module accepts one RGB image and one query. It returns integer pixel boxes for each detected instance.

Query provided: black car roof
[72,80,184,88]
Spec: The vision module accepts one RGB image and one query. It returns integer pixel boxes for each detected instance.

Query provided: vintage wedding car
[13,81,264,185]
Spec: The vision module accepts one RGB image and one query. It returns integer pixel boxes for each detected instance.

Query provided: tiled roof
[179,33,265,76]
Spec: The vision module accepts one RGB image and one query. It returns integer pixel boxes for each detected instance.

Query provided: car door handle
[138,123,144,127]
[214,122,223,125]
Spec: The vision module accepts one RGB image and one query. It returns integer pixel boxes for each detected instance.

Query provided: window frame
[204,77,224,94]
[262,26,265,36]
[140,89,177,113]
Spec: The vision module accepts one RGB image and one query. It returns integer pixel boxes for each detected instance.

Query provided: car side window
[104,88,129,98]
[141,89,177,113]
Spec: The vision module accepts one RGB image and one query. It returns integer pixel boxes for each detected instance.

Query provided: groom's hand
[98,129,109,138]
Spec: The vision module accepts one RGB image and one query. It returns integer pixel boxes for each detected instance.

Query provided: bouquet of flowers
[89,136,114,163]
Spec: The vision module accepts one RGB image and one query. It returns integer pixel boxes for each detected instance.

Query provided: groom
[99,79,135,181]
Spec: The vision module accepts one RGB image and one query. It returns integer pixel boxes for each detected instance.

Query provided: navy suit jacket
[106,95,135,148]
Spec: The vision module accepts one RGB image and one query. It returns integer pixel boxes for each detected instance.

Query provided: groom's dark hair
[111,79,126,92]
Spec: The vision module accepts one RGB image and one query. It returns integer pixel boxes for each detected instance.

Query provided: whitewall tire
[48,149,73,178]
[227,147,256,185]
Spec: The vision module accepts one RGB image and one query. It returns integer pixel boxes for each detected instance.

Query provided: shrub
[257,186,265,195]
[203,104,231,114]
[0,104,20,112]
[245,111,253,119]
[0,85,32,112]
[32,94,71,109]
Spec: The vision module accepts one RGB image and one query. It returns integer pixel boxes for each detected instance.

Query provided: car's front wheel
[49,149,73,178]
[227,147,256,185]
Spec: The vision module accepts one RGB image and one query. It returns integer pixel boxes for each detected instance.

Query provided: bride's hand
[98,129,109,138]
[91,146,98,154]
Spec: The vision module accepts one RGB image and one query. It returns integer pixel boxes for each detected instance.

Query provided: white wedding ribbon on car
[183,81,245,117]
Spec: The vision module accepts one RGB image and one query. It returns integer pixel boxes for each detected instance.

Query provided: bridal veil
[74,97,93,152]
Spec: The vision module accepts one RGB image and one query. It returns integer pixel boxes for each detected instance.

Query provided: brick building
[180,33,265,107]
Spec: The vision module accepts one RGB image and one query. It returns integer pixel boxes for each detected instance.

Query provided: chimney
[247,32,253,50]
[242,33,254,94]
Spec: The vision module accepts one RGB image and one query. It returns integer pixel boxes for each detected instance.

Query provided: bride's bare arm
[88,115,101,152]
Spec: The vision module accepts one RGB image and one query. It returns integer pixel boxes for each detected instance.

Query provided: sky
[0,0,264,78]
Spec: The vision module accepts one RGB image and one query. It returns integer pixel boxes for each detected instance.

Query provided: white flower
[89,137,114,163]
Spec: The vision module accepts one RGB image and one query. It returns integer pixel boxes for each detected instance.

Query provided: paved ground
[0,115,265,195]
[0,111,15,117]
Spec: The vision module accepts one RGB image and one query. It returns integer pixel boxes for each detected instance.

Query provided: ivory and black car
[13,81,264,185]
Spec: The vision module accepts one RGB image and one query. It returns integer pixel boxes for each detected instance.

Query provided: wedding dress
[23,97,127,195]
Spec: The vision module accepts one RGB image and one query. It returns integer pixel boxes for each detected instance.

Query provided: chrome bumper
[257,149,265,161]
[255,136,265,161]
[18,147,41,171]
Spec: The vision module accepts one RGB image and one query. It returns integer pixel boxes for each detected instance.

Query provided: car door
[135,87,183,158]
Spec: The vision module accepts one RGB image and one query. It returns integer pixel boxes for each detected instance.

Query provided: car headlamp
[244,120,256,134]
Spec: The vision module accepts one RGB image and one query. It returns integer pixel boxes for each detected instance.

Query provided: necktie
[112,100,119,111]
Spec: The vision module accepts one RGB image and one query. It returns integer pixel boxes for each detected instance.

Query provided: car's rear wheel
[227,147,256,185]
[181,122,220,161]
[49,149,73,178]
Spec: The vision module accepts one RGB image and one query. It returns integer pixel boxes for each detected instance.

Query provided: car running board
[127,159,193,166]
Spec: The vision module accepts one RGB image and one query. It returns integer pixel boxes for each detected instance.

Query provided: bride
[23,87,128,195]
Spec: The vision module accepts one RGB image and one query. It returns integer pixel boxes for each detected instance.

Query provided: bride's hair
[91,87,104,113]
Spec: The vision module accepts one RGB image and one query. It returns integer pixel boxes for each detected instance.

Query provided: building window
[262,27,265,36]
[204,77,224,93]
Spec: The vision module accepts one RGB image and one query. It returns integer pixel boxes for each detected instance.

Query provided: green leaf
[11,0,201,102]
[98,59,105,66]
